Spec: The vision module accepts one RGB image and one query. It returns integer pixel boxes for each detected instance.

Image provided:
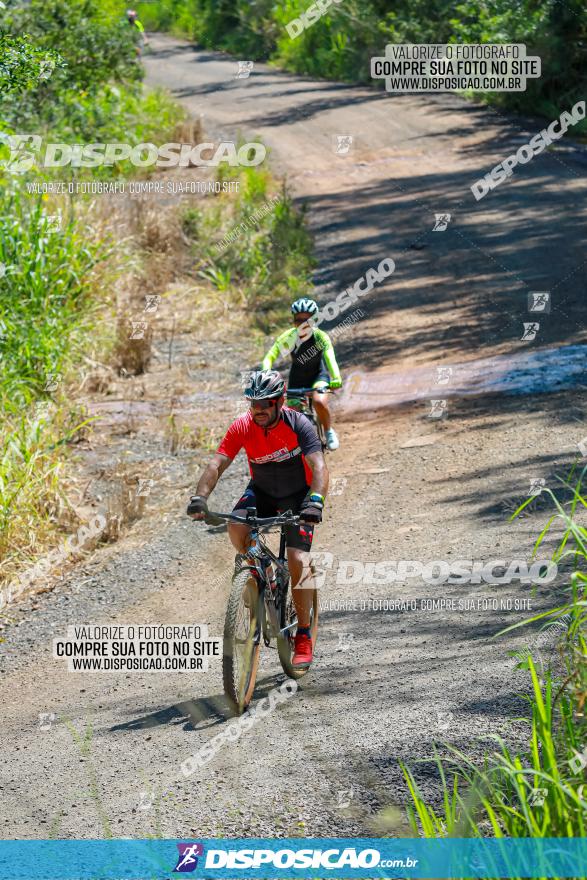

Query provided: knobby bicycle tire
[223,567,263,714]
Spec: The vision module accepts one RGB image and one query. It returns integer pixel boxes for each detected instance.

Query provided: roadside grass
[0,189,109,410]
[0,1,183,594]
[0,84,184,181]
[181,161,316,337]
[0,398,100,575]
[0,180,183,590]
[0,137,315,603]
[398,466,587,844]
[0,182,112,582]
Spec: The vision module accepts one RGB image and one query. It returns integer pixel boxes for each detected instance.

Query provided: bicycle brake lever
[204,512,224,527]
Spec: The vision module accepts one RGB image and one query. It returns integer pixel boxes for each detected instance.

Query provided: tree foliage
[0,0,142,135]
[0,32,63,94]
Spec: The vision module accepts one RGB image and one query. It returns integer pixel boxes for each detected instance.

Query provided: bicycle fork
[244,555,279,645]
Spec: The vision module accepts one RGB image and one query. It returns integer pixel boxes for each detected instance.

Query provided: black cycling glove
[187,495,208,517]
[300,496,324,524]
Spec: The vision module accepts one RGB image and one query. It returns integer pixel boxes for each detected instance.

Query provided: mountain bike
[286,386,334,450]
[203,506,319,714]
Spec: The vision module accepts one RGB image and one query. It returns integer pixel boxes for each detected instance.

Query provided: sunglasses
[250,397,279,410]
[293,315,313,326]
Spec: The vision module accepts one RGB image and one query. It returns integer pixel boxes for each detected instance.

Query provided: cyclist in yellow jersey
[262,298,342,451]
[126,9,148,52]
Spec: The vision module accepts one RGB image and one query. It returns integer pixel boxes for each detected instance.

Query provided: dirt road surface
[1,35,586,839]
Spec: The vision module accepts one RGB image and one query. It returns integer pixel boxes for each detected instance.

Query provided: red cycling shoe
[292,632,313,668]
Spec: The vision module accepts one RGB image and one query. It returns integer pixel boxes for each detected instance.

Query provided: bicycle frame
[286,387,332,448]
[244,518,288,580]
[286,387,329,412]
[200,506,319,707]
[205,507,297,638]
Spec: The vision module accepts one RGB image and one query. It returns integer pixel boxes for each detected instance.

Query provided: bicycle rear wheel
[223,568,263,714]
[277,572,319,680]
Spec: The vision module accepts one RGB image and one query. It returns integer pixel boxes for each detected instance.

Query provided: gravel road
[1,34,586,840]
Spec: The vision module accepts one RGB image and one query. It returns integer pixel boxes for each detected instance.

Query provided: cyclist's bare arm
[195,452,231,496]
[305,450,329,499]
[189,453,231,519]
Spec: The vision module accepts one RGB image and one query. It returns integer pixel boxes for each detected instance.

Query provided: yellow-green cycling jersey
[262,326,342,389]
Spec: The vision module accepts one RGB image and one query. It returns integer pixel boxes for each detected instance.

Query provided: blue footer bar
[0,837,584,879]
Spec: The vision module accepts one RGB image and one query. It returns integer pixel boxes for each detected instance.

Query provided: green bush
[0,33,64,94]
[0,0,184,160]
[449,0,587,118]
[1,0,141,136]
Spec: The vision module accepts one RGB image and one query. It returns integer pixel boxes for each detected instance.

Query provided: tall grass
[182,163,315,333]
[0,0,184,594]
[403,657,587,840]
[0,407,95,579]
[0,182,108,580]
[401,467,587,843]
[0,189,106,409]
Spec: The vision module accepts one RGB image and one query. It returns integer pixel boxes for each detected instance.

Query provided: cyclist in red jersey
[187,370,329,668]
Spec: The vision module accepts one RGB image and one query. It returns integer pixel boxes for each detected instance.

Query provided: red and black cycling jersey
[217,407,321,498]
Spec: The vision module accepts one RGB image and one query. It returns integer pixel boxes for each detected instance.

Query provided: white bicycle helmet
[291,298,319,316]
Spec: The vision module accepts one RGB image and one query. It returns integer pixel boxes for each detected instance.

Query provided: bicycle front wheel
[223,568,263,714]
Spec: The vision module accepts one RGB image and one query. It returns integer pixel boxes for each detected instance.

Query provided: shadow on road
[108,672,287,733]
[305,163,587,368]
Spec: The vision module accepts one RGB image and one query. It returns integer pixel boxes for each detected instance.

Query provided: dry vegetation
[1,140,268,609]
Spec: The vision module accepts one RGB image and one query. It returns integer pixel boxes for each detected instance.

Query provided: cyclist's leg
[311,360,331,431]
[279,490,316,628]
[287,547,315,627]
[228,492,253,553]
[311,382,331,431]
[228,482,270,553]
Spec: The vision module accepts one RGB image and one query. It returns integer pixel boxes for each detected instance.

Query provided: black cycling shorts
[288,360,330,392]
[232,481,315,552]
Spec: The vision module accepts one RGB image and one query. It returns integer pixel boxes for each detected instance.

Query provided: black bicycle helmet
[244,370,285,401]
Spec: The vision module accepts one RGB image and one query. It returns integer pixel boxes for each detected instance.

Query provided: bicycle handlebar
[203,509,300,528]
[287,387,334,395]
